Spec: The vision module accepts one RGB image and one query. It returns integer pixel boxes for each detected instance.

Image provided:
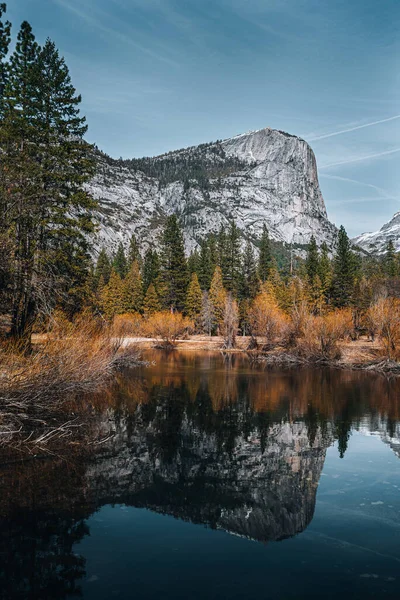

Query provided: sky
[6,0,400,237]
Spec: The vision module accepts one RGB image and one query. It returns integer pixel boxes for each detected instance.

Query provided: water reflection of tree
[102,351,400,459]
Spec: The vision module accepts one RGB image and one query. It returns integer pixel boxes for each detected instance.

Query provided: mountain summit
[90,127,337,253]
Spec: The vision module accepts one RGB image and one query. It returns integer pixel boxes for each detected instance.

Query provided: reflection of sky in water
[78,431,400,600]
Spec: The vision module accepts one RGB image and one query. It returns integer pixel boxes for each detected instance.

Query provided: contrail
[320,147,400,169]
[309,114,400,141]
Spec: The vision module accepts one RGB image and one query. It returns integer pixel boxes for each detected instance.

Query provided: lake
[0,350,399,600]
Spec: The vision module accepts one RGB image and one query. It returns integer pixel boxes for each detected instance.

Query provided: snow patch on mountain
[353,211,400,254]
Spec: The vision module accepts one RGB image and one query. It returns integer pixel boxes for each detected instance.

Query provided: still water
[1,351,400,599]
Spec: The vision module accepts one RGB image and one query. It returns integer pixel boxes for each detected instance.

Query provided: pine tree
[160,215,188,311]
[332,226,356,307]
[113,242,128,278]
[143,248,160,292]
[185,272,203,323]
[143,283,160,317]
[8,36,96,336]
[384,240,397,278]
[305,235,319,284]
[95,248,111,287]
[241,240,260,300]
[209,266,227,333]
[127,234,141,267]
[0,21,40,337]
[122,260,143,313]
[187,249,200,277]
[100,270,125,318]
[318,242,333,302]
[197,239,212,290]
[258,224,272,282]
[224,221,241,294]
[0,4,11,105]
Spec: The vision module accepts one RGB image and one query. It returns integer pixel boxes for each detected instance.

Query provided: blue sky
[6,0,400,237]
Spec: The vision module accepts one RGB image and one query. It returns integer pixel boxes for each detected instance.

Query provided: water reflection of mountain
[1,352,400,598]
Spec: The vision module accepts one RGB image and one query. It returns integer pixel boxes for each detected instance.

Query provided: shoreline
[116,334,400,376]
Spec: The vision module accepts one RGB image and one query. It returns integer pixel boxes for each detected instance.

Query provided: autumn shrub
[112,313,143,337]
[144,311,193,347]
[248,290,288,349]
[295,309,352,361]
[367,297,400,360]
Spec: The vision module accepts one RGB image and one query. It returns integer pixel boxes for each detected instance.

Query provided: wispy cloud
[320,173,397,201]
[320,147,400,170]
[308,114,400,142]
[54,0,180,67]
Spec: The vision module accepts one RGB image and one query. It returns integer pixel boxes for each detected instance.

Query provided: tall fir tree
[127,234,141,267]
[187,249,200,277]
[224,221,242,294]
[143,283,160,317]
[160,215,188,311]
[332,226,356,307]
[318,242,333,302]
[122,260,143,313]
[305,235,319,284]
[241,241,260,300]
[0,4,11,104]
[258,224,272,282]
[197,239,212,290]
[113,242,128,279]
[143,248,160,292]
[100,270,125,319]
[384,240,397,278]
[185,272,203,323]
[95,248,111,287]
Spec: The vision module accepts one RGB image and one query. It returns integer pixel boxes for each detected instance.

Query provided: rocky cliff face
[353,211,400,254]
[89,127,337,253]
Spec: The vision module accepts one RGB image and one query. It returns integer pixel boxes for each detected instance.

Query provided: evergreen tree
[1,33,96,337]
[113,242,128,278]
[332,226,356,307]
[100,270,125,318]
[258,224,272,282]
[241,240,260,300]
[0,4,11,104]
[95,248,111,287]
[197,239,212,290]
[318,242,333,302]
[143,283,160,317]
[209,266,227,333]
[187,249,200,277]
[127,234,141,267]
[224,221,241,294]
[185,272,202,323]
[160,215,188,311]
[122,260,143,313]
[143,248,160,292]
[384,240,397,278]
[305,235,319,284]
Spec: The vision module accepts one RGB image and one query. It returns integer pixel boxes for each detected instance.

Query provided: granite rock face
[89,127,337,254]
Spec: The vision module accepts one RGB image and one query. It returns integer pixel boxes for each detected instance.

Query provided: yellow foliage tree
[248,288,287,347]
